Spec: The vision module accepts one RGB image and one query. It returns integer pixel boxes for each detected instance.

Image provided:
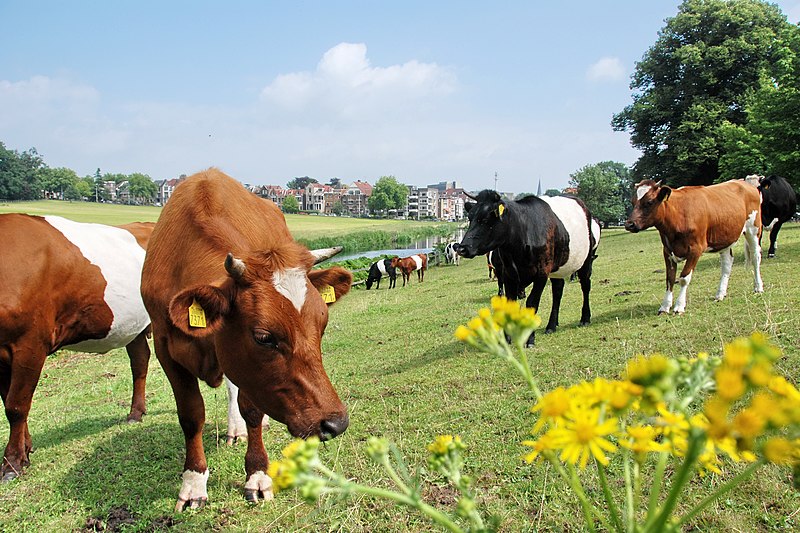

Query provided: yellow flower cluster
[701,333,800,468]
[522,334,800,473]
[266,436,321,494]
[455,296,542,346]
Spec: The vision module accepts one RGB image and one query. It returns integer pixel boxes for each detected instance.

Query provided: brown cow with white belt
[0,214,154,481]
[624,179,763,314]
[140,168,352,511]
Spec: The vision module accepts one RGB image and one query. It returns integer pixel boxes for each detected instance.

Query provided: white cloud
[260,43,456,119]
[586,57,626,82]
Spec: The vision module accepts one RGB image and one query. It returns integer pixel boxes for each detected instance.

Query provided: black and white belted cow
[365,258,397,290]
[746,174,797,259]
[454,190,600,346]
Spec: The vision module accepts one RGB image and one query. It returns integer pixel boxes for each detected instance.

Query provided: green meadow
[0,201,798,531]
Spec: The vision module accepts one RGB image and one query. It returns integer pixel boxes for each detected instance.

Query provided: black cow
[365,258,397,289]
[454,190,599,346]
[751,175,797,258]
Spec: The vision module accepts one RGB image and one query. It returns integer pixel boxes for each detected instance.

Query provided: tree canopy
[612,0,793,186]
[569,161,632,228]
[282,195,300,213]
[287,176,318,190]
[0,142,44,200]
[368,176,408,214]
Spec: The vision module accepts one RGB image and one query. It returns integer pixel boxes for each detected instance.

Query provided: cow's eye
[253,330,278,348]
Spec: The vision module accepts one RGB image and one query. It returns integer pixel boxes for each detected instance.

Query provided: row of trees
[613,0,800,189]
[0,142,159,203]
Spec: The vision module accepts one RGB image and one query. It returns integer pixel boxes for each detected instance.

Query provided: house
[341,180,372,217]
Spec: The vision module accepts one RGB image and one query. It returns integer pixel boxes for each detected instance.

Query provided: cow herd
[0,169,796,512]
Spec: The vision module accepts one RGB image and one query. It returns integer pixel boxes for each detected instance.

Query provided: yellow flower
[454,325,474,342]
[703,397,731,440]
[549,409,618,468]
[625,354,672,385]
[522,433,556,464]
[715,366,747,402]
[619,424,669,460]
[746,361,773,388]
[697,440,723,476]
[267,457,297,493]
[769,376,800,400]
[478,307,491,320]
[750,391,789,428]
[763,437,797,465]
[655,405,690,439]
[531,387,571,432]
[723,338,752,368]
[427,434,465,456]
[467,317,484,332]
[732,408,766,439]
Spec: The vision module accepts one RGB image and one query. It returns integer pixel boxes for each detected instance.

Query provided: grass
[0,201,798,531]
[0,200,455,251]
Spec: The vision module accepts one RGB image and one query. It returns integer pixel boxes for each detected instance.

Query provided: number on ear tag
[319,284,336,303]
[188,299,207,328]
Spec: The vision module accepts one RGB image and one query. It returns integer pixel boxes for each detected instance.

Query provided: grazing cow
[454,191,599,346]
[746,175,797,258]
[140,168,352,510]
[0,214,154,481]
[365,258,397,290]
[624,179,763,315]
[391,254,427,286]
[444,242,460,266]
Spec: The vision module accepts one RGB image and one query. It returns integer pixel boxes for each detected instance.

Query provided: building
[405,186,439,219]
[437,188,467,221]
[341,180,372,217]
[155,176,186,205]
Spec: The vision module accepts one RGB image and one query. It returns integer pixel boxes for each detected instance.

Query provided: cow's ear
[495,202,506,219]
[309,266,352,306]
[465,201,475,214]
[657,186,672,203]
[168,282,233,336]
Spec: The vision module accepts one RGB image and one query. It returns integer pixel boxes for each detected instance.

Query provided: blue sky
[2,1,799,194]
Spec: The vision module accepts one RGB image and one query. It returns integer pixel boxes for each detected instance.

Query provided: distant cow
[444,242,460,266]
[625,179,763,315]
[391,254,427,286]
[747,174,797,258]
[140,168,352,510]
[455,191,599,346]
[366,258,397,289]
[0,214,154,481]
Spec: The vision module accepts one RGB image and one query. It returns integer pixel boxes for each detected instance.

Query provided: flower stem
[381,456,411,495]
[676,460,763,527]
[622,447,634,531]
[632,461,642,528]
[348,484,466,533]
[595,459,624,533]
[644,430,704,533]
[645,451,669,524]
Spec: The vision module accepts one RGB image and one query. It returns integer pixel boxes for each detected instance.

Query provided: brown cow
[391,253,427,286]
[0,214,154,481]
[140,168,352,510]
[624,179,764,315]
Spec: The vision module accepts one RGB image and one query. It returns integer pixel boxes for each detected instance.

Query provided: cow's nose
[320,413,349,440]
[624,220,637,233]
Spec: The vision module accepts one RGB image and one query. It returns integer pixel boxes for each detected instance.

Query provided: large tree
[368,176,408,215]
[719,22,800,187]
[127,173,158,204]
[0,142,44,200]
[612,0,792,186]
[287,176,318,190]
[569,161,632,228]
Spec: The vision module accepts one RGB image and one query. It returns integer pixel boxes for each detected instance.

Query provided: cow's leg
[155,337,209,511]
[1,346,45,482]
[672,255,700,315]
[545,278,564,334]
[224,377,269,445]
[389,274,396,289]
[124,328,150,422]
[744,214,764,293]
[237,391,274,503]
[522,276,549,347]
[375,273,381,290]
[715,247,734,301]
[577,263,593,326]
[767,221,783,258]
[659,248,677,315]
[496,277,504,297]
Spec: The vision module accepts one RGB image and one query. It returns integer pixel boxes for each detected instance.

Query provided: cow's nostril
[320,413,349,440]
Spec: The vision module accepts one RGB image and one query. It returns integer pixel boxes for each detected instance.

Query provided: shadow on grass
[384,340,464,375]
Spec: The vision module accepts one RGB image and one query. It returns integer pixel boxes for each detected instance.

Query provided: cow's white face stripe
[636,185,651,201]
[272,267,307,312]
[45,215,150,353]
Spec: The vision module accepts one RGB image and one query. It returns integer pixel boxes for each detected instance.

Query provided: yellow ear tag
[319,284,337,304]
[497,204,505,218]
[188,299,207,328]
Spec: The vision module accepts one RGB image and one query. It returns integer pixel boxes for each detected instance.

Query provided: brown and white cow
[391,254,427,286]
[0,214,154,481]
[625,179,764,315]
[140,168,352,511]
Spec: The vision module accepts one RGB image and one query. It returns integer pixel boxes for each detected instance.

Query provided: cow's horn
[464,191,478,201]
[310,246,343,265]
[225,253,247,279]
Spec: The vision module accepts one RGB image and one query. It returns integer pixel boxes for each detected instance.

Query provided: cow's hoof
[175,497,207,512]
[673,311,685,316]
[244,471,274,503]
[544,328,556,334]
[1,470,19,483]
[657,310,668,315]
[125,412,144,423]
[768,253,775,258]
[579,320,590,327]
[225,435,241,446]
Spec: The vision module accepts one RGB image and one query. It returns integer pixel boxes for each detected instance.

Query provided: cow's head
[624,180,671,233]
[455,190,507,258]
[168,243,352,440]
[757,175,777,192]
